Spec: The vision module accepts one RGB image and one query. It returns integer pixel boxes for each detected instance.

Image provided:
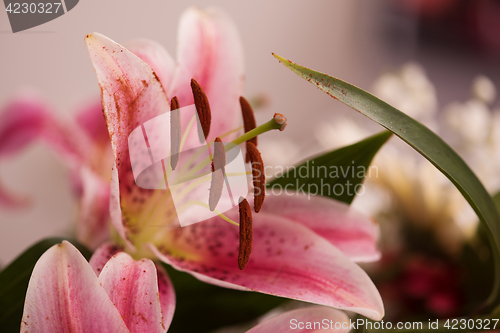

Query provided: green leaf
[267,131,392,204]
[274,54,500,311]
[162,264,287,333]
[493,191,500,210]
[0,238,91,332]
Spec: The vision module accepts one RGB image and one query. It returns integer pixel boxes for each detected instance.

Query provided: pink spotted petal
[246,307,351,333]
[125,39,176,94]
[85,32,171,244]
[257,192,380,262]
[98,252,175,333]
[109,162,132,248]
[169,7,244,141]
[156,263,176,329]
[150,209,384,320]
[89,242,124,276]
[20,241,129,332]
[75,167,111,250]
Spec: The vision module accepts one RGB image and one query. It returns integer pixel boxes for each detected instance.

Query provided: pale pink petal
[0,93,83,208]
[75,167,111,250]
[246,307,351,333]
[0,94,85,162]
[20,241,129,332]
[74,99,109,147]
[0,94,50,158]
[169,7,245,141]
[150,208,384,320]
[85,32,171,244]
[98,253,175,333]
[125,39,176,94]
[0,178,30,207]
[89,242,124,276]
[73,100,114,179]
[257,192,380,262]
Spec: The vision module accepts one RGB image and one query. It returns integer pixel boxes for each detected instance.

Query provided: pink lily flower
[21,241,351,332]
[84,7,384,320]
[21,241,174,332]
[0,92,113,249]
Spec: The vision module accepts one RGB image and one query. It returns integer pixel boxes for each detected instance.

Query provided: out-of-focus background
[1,0,500,266]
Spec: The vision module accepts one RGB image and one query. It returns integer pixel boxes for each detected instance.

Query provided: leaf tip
[272,53,286,63]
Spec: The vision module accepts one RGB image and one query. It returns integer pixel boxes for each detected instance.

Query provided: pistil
[178,114,287,183]
[230,113,287,148]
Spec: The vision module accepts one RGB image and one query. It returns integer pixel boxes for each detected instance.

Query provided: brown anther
[246,142,265,213]
[238,197,252,270]
[170,96,181,170]
[209,137,225,211]
[191,79,211,142]
[240,96,257,163]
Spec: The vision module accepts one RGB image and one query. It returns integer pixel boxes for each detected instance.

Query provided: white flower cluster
[314,64,499,254]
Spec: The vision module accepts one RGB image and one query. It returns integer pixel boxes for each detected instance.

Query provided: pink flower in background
[0,93,112,249]
[21,241,352,332]
[394,256,462,318]
[84,6,384,320]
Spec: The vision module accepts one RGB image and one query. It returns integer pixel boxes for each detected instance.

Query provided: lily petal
[74,99,110,147]
[0,94,82,207]
[0,94,50,158]
[89,242,124,276]
[150,209,384,320]
[85,32,172,245]
[0,178,29,207]
[72,100,114,180]
[169,7,244,141]
[20,241,129,332]
[125,39,176,94]
[75,167,111,250]
[98,252,175,333]
[257,192,380,262]
[246,307,350,333]
[156,263,176,330]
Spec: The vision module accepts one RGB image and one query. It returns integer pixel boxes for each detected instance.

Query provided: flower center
[128,80,287,269]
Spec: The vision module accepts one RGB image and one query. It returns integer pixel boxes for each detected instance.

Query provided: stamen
[240,96,257,163]
[178,114,288,183]
[273,113,287,131]
[209,137,225,211]
[238,197,252,270]
[170,96,181,170]
[191,79,211,141]
[246,142,265,213]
